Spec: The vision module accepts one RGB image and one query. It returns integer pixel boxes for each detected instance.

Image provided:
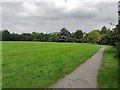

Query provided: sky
[1,0,119,34]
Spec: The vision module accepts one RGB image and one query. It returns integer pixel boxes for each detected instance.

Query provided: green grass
[97,47,118,88]
[2,41,101,88]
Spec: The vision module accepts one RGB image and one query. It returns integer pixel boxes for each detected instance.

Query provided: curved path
[51,47,105,88]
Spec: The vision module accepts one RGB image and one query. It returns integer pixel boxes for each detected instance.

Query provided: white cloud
[18,2,40,17]
[17,1,100,18]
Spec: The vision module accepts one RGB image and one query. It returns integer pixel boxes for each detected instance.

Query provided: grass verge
[97,47,118,88]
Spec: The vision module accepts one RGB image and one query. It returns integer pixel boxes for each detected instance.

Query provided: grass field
[97,47,118,88]
[2,41,101,88]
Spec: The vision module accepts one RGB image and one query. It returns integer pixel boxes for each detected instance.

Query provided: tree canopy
[87,31,102,44]
[0,26,118,46]
[72,30,83,42]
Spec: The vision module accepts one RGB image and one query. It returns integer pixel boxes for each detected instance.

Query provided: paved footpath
[51,48,105,88]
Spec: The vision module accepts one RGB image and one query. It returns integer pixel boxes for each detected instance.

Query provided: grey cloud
[2,1,118,33]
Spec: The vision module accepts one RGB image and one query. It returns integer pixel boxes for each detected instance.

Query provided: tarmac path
[51,47,105,88]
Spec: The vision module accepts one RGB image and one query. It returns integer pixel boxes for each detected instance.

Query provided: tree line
[0,26,118,46]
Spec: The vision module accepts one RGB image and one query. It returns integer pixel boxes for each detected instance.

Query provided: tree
[73,30,83,42]
[115,24,120,59]
[31,32,38,41]
[99,27,118,45]
[0,31,2,41]
[49,32,59,42]
[82,32,88,43]
[87,31,102,43]
[11,33,20,41]
[92,30,100,33]
[2,30,12,41]
[57,28,71,42]
[44,33,51,42]
[20,33,32,41]
[100,26,107,35]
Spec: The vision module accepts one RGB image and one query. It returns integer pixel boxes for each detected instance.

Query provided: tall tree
[57,28,71,42]
[116,24,120,59]
[100,26,107,35]
[2,30,12,41]
[73,30,83,42]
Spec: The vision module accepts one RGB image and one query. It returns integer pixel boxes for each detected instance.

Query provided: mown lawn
[97,47,118,88]
[2,41,101,88]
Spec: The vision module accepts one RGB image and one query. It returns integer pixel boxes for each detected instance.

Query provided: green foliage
[100,26,108,35]
[116,23,120,60]
[72,30,83,42]
[99,30,118,45]
[57,28,71,42]
[99,26,118,46]
[2,42,101,88]
[97,47,118,88]
[11,33,20,41]
[49,32,59,42]
[87,31,102,43]
[1,26,118,45]
[20,33,32,41]
[0,31,2,41]
[1,30,12,41]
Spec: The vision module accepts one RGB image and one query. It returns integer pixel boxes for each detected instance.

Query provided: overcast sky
[1,0,119,33]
